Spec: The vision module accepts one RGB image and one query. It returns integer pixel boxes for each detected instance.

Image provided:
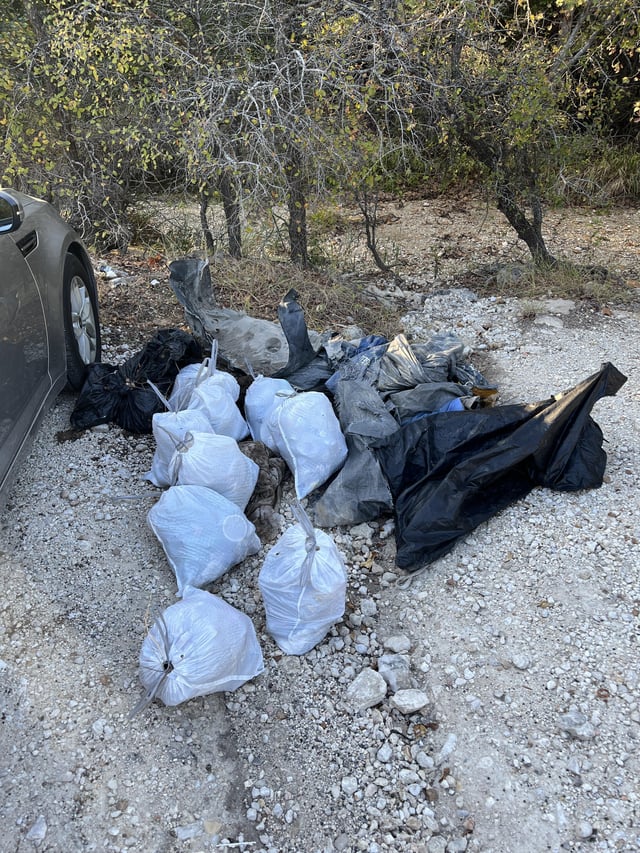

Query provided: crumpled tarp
[375,361,627,571]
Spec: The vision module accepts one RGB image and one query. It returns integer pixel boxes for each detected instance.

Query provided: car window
[0,196,14,231]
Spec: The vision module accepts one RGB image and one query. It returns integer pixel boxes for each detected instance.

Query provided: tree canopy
[1,0,638,264]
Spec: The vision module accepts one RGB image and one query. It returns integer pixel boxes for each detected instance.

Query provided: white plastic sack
[136,586,264,708]
[188,381,249,441]
[244,376,295,450]
[268,391,348,498]
[259,503,347,655]
[168,362,202,410]
[169,340,240,410]
[145,409,214,488]
[169,431,259,510]
[147,485,261,593]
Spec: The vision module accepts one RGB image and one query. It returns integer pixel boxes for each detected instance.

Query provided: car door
[0,197,51,486]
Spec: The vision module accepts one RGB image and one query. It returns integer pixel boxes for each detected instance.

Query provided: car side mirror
[0,191,24,234]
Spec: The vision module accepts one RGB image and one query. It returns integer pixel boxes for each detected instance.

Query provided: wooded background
[2,1,638,268]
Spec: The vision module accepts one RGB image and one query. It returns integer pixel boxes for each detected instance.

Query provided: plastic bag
[188,381,249,441]
[271,289,333,390]
[376,362,627,571]
[313,378,398,527]
[169,258,291,375]
[168,362,202,411]
[259,503,347,655]
[244,376,295,450]
[147,485,261,593]
[170,340,241,411]
[169,432,259,510]
[169,261,326,376]
[70,329,202,432]
[268,391,348,499]
[145,408,214,488]
[387,381,477,424]
[134,586,264,711]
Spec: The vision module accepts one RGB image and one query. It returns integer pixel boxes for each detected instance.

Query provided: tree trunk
[356,189,396,275]
[199,193,216,255]
[218,169,242,259]
[285,149,309,268]
[496,182,557,267]
[461,132,557,267]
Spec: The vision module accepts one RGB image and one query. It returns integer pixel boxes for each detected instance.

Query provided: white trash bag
[145,409,214,488]
[168,361,203,411]
[148,485,261,593]
[188,380,249,441]
[169,340,240,410]
[133,586,264,712]
[169,431,259,510]
[268,391,348,498]
[259,502,347,655]
[244,376,294,450]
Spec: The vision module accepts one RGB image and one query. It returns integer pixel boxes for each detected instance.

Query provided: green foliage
[0,0,637,256]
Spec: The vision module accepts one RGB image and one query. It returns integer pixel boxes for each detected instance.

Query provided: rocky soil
[0,199,639,853]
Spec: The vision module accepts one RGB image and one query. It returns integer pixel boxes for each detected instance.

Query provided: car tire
[63,254,101,390]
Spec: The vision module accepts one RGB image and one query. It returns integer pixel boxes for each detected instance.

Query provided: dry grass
[208,256,405,338]
[456,260,637,309]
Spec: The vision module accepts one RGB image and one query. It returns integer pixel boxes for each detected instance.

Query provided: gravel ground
[1,286,638,853]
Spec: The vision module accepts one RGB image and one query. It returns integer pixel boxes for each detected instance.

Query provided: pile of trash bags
[166,259,626,568]
[70,260,627,712]
[72,337,349,714]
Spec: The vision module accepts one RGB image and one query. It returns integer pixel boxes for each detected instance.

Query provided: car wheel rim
[69,275,98,364]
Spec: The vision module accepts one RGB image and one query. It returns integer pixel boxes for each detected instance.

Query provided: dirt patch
[97,195,640,345]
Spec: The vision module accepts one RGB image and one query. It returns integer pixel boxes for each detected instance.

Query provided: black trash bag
[375,362,627,571]
[272,289,334,391]
[313,378,399,527]
[71,329,202,433]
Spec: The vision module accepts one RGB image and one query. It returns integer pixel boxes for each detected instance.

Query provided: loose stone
[378,654,412,692]
[346,668,388,711]
[383,634,412,654]
[558,710,597,740]
[390,689,430,714]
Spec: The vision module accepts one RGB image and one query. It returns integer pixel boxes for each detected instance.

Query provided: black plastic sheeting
[71,329,202,433]
[375,362,627,571]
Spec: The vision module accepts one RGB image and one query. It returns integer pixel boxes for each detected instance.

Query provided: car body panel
[0,188,100,498]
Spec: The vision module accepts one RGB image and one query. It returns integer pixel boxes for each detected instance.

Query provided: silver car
[0,188,101,496]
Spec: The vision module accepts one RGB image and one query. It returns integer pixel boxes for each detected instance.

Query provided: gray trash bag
[313,378,399,527]
[387,381,477,424]
[359,331,496,398]
[375,334,438,393]
[169,258,290,374]
[411,333,496,394]
[168,259,322,376]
